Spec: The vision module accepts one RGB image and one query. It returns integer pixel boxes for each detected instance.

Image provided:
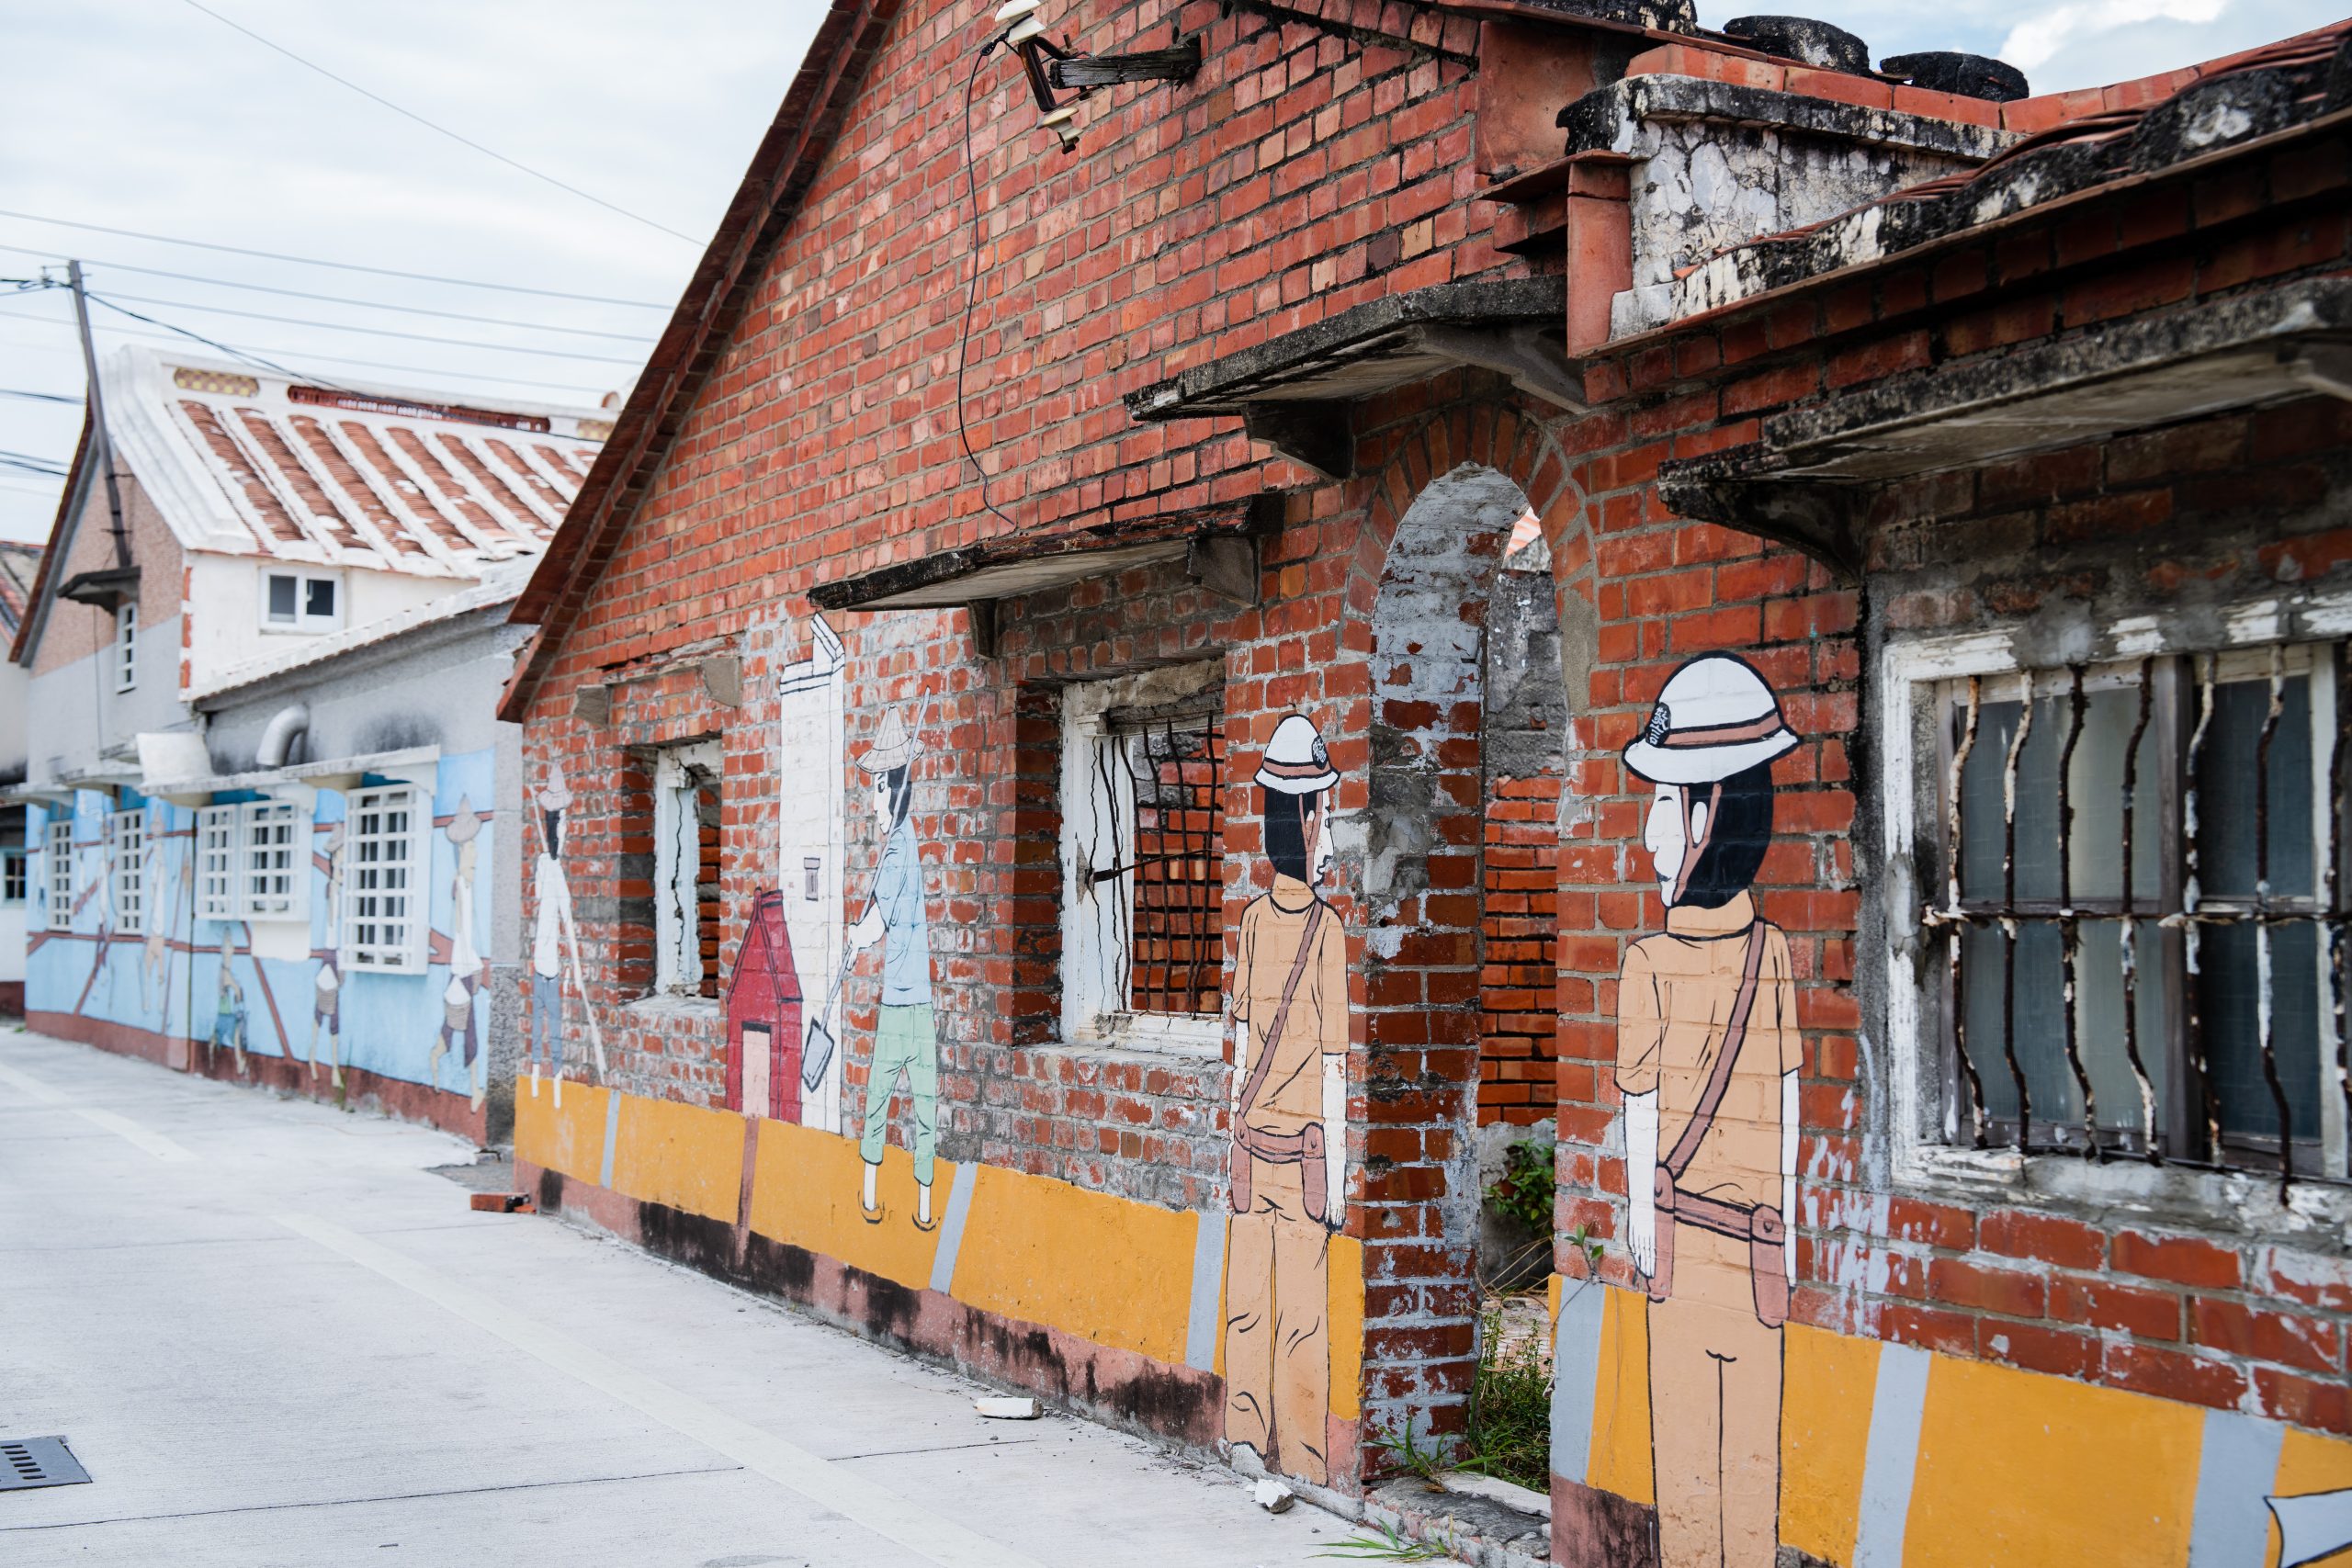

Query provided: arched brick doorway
[1359,459,1573,1446]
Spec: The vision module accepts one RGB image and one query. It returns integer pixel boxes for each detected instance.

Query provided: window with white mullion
[45,818,73,931]
[342,785,424,972]
[197,806,239,920]
[106,809,145,936]
[240,800,305,919]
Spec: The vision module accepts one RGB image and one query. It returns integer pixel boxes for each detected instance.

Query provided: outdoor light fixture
[991,0,1201,153]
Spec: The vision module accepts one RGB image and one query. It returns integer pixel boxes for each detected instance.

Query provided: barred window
[106,810,145,936]
[1061,666,1226,1051]
[197,806,238,920]
[1928,644,2347,1183]
[4,850,26,907]
[241,801,305,919]
[343,785,424,972]
[46,819,72,930]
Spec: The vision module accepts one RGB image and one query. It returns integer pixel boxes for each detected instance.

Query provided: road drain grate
[0,1437,92,1491]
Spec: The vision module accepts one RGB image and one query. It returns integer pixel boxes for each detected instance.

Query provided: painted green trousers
[858,1002,938,1187]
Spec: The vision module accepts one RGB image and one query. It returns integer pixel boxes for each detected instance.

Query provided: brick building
[497,0,2352,1561]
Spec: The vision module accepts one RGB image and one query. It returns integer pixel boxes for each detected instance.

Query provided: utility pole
[65,260,130,570]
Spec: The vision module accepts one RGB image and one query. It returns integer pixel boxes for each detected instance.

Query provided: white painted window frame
[196,805,238,921]
[105,809,145,936]
[1058,661,1226,1056]
[341,784,426,973]
[2,848,25,907]
[113,602,137,692]
[45,818,72,930]
[261,570,343,634]
[651,739,724,998]
[1877,590,2352,1201]
[240,799,307,921]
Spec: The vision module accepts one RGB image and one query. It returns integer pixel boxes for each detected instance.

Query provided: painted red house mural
[726,889,803,1122]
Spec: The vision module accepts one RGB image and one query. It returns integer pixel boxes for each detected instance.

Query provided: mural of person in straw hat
[430,796,488,1111]
[1221,712,1348,1488]
[529,763,592,1106]
[1613,652,1803,1568]
[848,706,940,1230]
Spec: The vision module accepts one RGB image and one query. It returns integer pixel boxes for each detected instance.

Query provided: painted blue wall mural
[27,747,498,1115]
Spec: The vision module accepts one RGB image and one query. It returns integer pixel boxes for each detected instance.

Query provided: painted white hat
[537,761,572,812]
[1623,653,1797,786]
[1253,713,1338,795]
[446,795,481,843]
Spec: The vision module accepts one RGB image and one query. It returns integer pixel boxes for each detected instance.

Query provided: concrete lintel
[1561,73,2017,163]
[1242,402,1354,480]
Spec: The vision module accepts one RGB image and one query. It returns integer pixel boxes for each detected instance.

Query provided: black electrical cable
[93,290,645,365]
[178,0,697,245]
[956,35,1020,533]
[0,252,655,342]
[0,389,78,403]
[0,211,668,307]
[84,294,360,394]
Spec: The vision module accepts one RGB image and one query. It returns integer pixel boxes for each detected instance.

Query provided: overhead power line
[0,243,656,342]
[92,289,646,366]
[35,310,612,399]
[180,0,698,246]
[0,211,671,308]
[86,293,345,390]
[0,388,79,403]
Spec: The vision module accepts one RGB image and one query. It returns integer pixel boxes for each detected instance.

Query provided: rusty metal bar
[2183,652,2222,1160]
[2057,665,2095,1151]
[2332,642,2350,1180]
[2256,645,2292,1194]
[2120,659,2162,1161]
[2002,672,2034,1151]
[1950,675,1988,1147]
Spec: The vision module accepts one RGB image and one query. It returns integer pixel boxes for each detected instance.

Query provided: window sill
[1028,1037,1230,1077]
[628,992,722,1021]
[1893,1139,2352,1237]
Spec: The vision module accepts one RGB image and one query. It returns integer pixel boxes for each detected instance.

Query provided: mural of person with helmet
[1222,712,1348,1487]
[1614,652,1803,1568]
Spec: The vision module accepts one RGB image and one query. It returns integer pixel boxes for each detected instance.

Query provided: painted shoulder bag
[1228,900,1329,1221]
[1645,919,1789,1329]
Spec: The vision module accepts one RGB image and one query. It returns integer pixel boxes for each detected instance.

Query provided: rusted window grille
[1928,643,2349,1189]
[1089,694,1226,1018]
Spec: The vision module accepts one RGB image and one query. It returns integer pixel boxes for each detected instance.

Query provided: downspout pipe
[256,704,311,770]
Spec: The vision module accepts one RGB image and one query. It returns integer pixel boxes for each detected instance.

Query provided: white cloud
[2000,0,2229,68]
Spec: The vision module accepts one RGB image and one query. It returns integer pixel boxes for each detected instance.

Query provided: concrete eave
[1656,276,2352,577]
[142,743,443,807]
[1125,277,1576,478]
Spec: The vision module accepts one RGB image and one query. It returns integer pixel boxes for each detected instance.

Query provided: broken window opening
[652,739,725,999]
[1928,642,2349,1189]
[1060,667,1227,1052]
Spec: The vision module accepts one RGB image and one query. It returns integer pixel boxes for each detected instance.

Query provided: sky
[0,0,2336,547]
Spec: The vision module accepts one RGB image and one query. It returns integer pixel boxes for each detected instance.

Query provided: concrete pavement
[0,1029,1406,1567]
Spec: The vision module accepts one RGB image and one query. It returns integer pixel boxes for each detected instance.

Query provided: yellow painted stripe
[514,1081,610,1185]
[746,1117,948,1292]
[1329,1235,1364,1420]
[1585,1282,1655,1506]
[608,1094,744,1224]
[1780,1324,1879,1567]
[948,1165,1196,1365]
[1905,1351,2200,1568]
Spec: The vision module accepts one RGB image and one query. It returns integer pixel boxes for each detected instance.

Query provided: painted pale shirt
[1232,876,1347,1135]
[1613,889,1801,1212]
[532,852,571,980]
[875,816,933,1008]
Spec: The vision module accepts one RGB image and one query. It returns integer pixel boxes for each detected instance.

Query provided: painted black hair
[541,807,562,859]
[1677,761,1774,909]
[1263,786,1324,883]
[883,763,912,829]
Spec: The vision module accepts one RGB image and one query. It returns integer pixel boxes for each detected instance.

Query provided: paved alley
[0,1030,1393,1568]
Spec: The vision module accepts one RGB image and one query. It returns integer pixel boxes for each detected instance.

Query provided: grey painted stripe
[1548,1280,1607,1485]
[1853,1343,1933,1568]
[927,1162,980,1297]
[2188,1410,2285,1568]
[598,1091,621,1190]
[1182,1212,1227,1372]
